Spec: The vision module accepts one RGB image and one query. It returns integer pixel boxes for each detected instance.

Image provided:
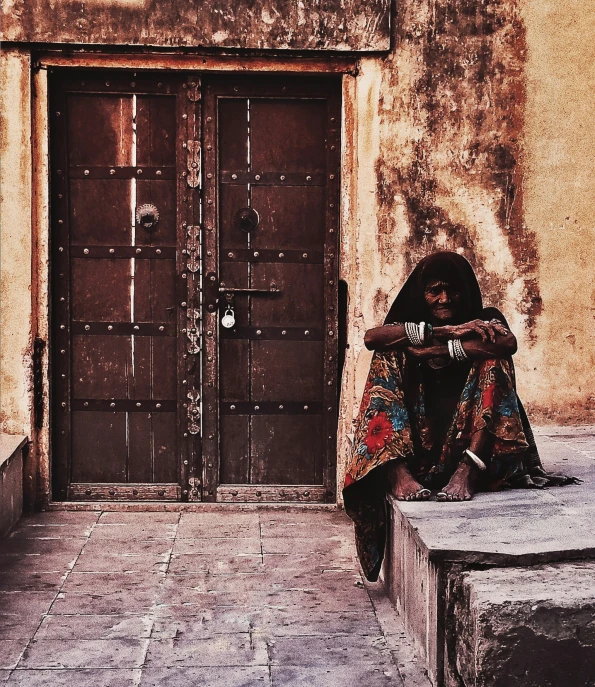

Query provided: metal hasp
[186,140,200,188]
[186,308,200,354]
[187,388,200,434]
[186,225,199,272]
[234,207,259,232]
[135,203,160,230]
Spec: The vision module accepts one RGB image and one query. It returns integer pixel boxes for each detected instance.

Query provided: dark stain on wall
[377,0,541,340]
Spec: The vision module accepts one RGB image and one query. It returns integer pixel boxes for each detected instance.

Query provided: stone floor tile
[179,512,259,526]
[260,521,347,538]
[0,571,65,593]
[0,671,8,682]
[61,572,164,594]
[82,540,173,556]
[0,554,78,574]
[150,608,263,639]
[261,553,356,571]
[270,664,400,687]
[172,537,262,556]
[168,553,263,574]
[7,525,93,540]
[144,634,268,667]
[0,614,44,640]
[18,513,100,526]
[73,553,168,573]
[5,669,141,686]
[0,592,57,618]
[268,634,394,667]
[0,540,85,557]
[176,521,260,539]
[98,512,180,524]
[0,642,26,670]
[90,524,177,541]
[36,614,153,640]
[49,588,158,615]
[140,666,270,686]
[259,608,381,637]
[261,536,355,557]
[258,510,349,526]
[18,639,148,669]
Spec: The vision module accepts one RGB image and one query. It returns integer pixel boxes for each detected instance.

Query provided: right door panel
[202,76,340,502]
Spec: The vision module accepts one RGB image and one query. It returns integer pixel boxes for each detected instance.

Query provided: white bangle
[405,322,423,347]
[464,448,487,471]
[447,339,455,360]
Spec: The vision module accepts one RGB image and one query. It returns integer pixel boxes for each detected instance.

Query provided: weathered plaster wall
[1,0,390,51]
[337,0,595,492]
[519,0,595,421]
[0,48,33,437]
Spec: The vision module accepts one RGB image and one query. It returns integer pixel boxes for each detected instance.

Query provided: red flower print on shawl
[364,412,393,453]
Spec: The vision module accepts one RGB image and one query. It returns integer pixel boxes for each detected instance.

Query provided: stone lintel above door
[2,0,391,52]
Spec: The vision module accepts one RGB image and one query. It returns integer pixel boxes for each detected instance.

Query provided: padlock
[221,307,236,329]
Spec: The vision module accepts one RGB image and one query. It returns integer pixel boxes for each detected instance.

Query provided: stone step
[450,561,595,687]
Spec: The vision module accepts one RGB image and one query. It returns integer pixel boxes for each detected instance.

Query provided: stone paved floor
[0,508,429,686]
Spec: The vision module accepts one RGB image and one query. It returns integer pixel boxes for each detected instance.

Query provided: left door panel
[50,72,198,501]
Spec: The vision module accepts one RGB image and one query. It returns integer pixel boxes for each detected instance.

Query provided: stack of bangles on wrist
[447,338,468,361]
[404,321,433,346]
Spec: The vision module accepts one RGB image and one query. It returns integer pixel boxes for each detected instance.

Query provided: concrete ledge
[0,433,27,537]
[450,561,595,687]
[381,427,595,686]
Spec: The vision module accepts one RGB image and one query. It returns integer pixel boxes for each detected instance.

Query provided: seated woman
[343,251,578,581]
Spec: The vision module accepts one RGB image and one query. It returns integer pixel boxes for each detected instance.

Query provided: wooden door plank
[250,186,325,251]
[220,415,250,484]
[249,100,326,172]
[251,341,323,402]
[250,415,323,484]
[69,179,133,246]
[136,95,176,167]
[67,94,133,166]
[71,411,127,483]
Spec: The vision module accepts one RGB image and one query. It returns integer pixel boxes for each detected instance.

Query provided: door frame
[30,52,357,506]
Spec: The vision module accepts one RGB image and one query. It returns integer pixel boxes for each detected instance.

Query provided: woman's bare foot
[388,461,431,501]
[437,462,477,502]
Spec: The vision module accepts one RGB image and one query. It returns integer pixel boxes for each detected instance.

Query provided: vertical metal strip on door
[179,75,203,501]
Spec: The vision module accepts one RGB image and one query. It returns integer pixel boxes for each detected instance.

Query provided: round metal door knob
[135,203,160,230]
[234,207,260,233]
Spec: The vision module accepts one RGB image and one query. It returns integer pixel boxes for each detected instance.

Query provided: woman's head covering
[383,251,483,325]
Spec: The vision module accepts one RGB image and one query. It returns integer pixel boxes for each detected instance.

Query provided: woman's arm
[364,324,409,351]
[365,319,517,358]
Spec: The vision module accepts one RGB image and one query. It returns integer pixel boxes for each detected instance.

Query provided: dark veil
[383,251,484,326]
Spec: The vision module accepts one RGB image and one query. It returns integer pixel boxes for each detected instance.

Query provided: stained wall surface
[0,49,32,436]
[337,0,595,493]
[0,0,391,51]
[1,1,594,503]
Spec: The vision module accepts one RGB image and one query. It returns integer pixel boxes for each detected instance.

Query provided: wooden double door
[50,70,340,503]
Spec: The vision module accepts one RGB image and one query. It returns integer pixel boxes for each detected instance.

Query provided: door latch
[186,140,200,188]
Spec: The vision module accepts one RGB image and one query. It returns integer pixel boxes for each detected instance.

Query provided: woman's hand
[434,319,509,343]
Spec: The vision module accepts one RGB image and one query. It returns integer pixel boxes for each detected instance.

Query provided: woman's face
[424,279,462,323]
